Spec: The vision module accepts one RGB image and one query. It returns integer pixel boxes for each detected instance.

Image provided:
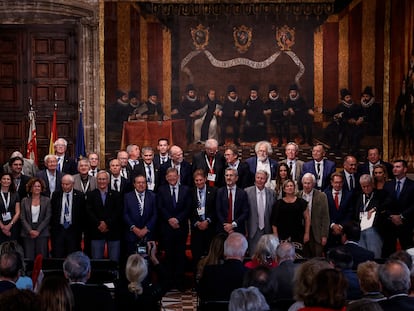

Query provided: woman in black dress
[0,172,21,243]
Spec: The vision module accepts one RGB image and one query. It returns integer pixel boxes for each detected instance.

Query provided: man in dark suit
[324,172,354,250]
[36,154,62,197]
[157,167,192,290]
[198,232,248,302]
[117,150,132,182]
[190,169,217,266]
[153,138,170,167]
[50,174,85,258]
[124,174,157,255]
[8,156,31,199]
[86,170,123,262]
[341,221,374,270]
[54,137,77,175]
[299,173,330,257]
[0,252,19,294]
[268,242,298,301]
[379,260,414,311]
[246,141,278,189]
[134,146,160,192]
[108,158,131,195]
[281,142,304,186]
[63,251,114,311]
[302,143,336,191]
[192,138,226,188]
[159,145,192,187]
[341,155,361,193]
[357,146,393,178]
[224,145,253,189]
[382,159,414,257]
[216,167,249,235]
[245,170,276,253]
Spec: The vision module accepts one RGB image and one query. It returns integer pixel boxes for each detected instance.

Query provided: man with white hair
[298,172,330,257]
[246,141,278,189]
[36,154,62,197]
[280,142,304,185]
[199,232,248,302]
[192,138,226,188]
[54,137,77,175]
[159,145,192,186]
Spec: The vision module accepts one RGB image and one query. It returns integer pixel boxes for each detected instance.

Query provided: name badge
[207,173,216,182]
[197,206,205,216]
[2,212,11,221]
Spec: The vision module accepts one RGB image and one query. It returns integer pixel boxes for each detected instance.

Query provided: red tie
[334,192,339,210]
[228,188,233,223]
[209,157,214,187]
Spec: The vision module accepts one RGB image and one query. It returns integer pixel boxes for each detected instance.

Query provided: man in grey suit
[298,173,330,257]
[245,170,276,253]
[281,142,304,186]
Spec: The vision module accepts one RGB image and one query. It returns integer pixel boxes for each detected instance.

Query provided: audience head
[225,167,238,187]
[77,158,90,175]
[327,246,353,270]
[346,298,383,311]
[63,251,91,283]
[126,144,140,160]
[109,158,121,176]
[224,145,239,165]
[39,275,74,311]
[293,257,332,301]
[133,175,147,193]
[0,251,22,282]
[165,167,179,186]
[193,169,207,190]
[157,138,170,156]
[366,147,382,164]
[303,268,348,310]
[276,241,296,263]
[141,146,154,164]
[203,233,226,266]
[61,174,75,193]
[389,250,413,270]
[243,266,273,301]
[0,288,41,311]
[252,234,279,266]
[357,261,381,294]
[255,170,269,190]
[378,259,411,296]
[343,155,358,174]
[224,232,248,260]
[125,254,148,296]
[87,152,99,169]
[117,150,129,167]
[54,138,68,156]
[331,172,344,191]
[8,156,24,175]
[229,286,270,311]
[341,221,361,243]
[96,170,110,191]
[0,241,27,276]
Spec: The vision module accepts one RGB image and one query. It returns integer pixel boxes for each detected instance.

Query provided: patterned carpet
[161,290,198,310]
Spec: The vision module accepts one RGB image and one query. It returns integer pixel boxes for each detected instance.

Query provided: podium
[121,120,187,149]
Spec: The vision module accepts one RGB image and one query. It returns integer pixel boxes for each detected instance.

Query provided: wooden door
[0,25,78,167]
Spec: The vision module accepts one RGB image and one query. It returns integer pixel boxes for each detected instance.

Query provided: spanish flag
[49,107,57,155]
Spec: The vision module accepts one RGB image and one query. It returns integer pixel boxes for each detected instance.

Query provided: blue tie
[64,193,70,229]
[396,180,401,199]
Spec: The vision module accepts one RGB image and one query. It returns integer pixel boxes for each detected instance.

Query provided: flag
[75,110,86,160]
[26,109,38,165]
[49,108,57,155]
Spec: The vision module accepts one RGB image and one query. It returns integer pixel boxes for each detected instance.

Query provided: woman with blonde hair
[372,164,388,190]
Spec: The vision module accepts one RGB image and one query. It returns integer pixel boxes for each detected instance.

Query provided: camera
[137,241,148,256]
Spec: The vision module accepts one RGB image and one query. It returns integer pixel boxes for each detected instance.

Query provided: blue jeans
[91,240,120,262]
[359,227,382,258]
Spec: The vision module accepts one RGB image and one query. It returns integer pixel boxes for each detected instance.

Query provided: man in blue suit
[302,143,336,191]
[246,141,278,189]
[157,167,192,291]
[216,167,249,235]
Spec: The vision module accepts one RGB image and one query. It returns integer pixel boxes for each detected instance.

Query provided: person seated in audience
[0,241,32,290]
[0,251,20,293]
[114,241,165,311]
[301,268,347,311]
[196,233,226,283]
[38,275,75,311]
[229,286,270,311]
[0,288,40,311]
[389,250,413,270]
[288,257,332,311]
[244,234,279,269]
[355,261,385,302]
[327,246,362,300]
[346,299,384,311]
[198,232,248,302]
[378,260,414,311]
[63,251,114,311]
[243,265,274,306]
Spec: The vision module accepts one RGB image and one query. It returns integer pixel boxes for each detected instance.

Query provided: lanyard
[205,155,215,172]
[135,191,144,206]
[80,179,90,194]
[1,192,10,211]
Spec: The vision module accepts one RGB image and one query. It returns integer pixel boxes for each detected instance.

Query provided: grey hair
[253,234,280,263]
[276,242,296,261]
[141,146,154,154]
[63,251,91,283]
[229,286,270,311]
[62,174,74,184]
[96,170,110,179]
[44,154,57,163]
[205,138,218,149]
[77,158,90,169]
[126,144,139,153]
[359,174,373,184]
[224,232,248,258]
[302,172,316,185]
[286,142,299,152]
[225,166,238,176]
[255,141,273,155]
[54,138,68,147]
[255,169,269,179]
[378,260,411,296]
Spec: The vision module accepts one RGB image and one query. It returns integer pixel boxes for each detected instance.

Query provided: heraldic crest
[276,25,295,51]
[191,24,210,50]
[233,25,252,53]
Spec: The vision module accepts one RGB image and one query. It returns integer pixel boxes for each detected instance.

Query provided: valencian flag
[49,104,58,155]
[26,98,38,165]
[75,101,86,160]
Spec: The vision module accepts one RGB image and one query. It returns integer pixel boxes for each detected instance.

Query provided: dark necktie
[228,188,233,223]
[64,193,70,229]
[114,179,119,192]
[396,180,401,199]
[147,165,152,183]
[92,170,95,177]
[349,175,354,190]
[172,186,177,208]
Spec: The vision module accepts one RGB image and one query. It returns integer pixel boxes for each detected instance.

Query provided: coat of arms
[276,25,295,51]
[191,24,209,50]
[233,25,252,53]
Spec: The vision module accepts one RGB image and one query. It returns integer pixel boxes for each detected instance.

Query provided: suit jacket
[245,156,278,180]
[380,295,414,311]
[383,178,414,220]
[73,174,97,194]
[198,259,247,301]
[70,283,114,311]
[269,260,299,300]
[343,242,374,269]
[3,158,39,177]
[60,155,77,175]
[190,186,217,229]
[324,187,353,226]
[357,160,393,178]
[123,189,157,241]
[354,189,386,228]
[226,161,253,189]
[281,159,304,184]
[15,174,31,200]
[20,195,51,237]
[0,280,16,294]
[245,186,275,238]
[192,151,226,188]
[36,169,62,197]
[340,170,361,193]
[86,189,123,240]
[216,186,249,234]
[109,175,132,195]
[302,159,336,191]
[153,154,169,168]
[157,183,192,236]
[298,189,330,243]
[159,159,192,187]
[133,161,161,192]
[50,189,85,235]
